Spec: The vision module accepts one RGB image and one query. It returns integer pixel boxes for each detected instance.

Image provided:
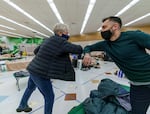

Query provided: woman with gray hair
[53,23,70,40]
[16,23,83,114]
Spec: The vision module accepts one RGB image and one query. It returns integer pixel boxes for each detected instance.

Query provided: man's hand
[82,53,92,66]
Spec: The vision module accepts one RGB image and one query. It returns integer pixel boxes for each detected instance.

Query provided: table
[5,57,33,71]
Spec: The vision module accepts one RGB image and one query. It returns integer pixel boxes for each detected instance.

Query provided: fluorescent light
[124,13,150,26]
[0,24,16,30]
[34,35,44,38]
[97,27,101,31]
[115,0,140,16]
[47,0,64,23]
[0,15,49,37]
[80,0,96,34]
[97,0,140,31]
[0,33,16,37]
[3,0,53,34]
[0,29,30,37]
[0,32,22,38]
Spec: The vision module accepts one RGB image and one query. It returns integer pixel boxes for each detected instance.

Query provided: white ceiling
[0,0,150,38]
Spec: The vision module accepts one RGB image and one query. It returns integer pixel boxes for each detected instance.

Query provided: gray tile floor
[0,61,149,114]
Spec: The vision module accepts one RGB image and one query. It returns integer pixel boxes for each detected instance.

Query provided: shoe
[16,106,32,112]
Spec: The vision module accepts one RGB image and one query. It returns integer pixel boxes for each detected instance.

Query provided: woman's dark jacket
[27,35,83,81]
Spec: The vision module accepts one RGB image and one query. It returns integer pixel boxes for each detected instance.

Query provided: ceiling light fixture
[3,0,53,34]
[34,35,44,39]
[115,0,140,16]
[97,0,140,31]
[0,29,30,37]
[47,0,64,24]
[0,15,49,37]
[0,32,21,38]
[124,13,150,26]
[97,27,101,31]
[0,24,16,30]
[80,0,96,34]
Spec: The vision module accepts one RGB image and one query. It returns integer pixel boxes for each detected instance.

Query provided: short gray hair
[53,23,69,34]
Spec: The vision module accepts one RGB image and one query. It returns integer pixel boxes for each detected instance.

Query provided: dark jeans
[130,84,150,114]
[18,74,54,114]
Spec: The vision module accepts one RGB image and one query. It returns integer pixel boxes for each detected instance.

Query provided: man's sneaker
[16,106,32,112]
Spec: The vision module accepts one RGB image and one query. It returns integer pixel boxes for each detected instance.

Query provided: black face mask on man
[101,29,112,41]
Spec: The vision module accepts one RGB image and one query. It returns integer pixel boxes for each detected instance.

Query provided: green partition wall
[7,37,44,45]
[0,37,44,54]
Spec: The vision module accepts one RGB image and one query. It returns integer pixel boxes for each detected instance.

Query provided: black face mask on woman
[62,34,70,40]
[101,29,112,41]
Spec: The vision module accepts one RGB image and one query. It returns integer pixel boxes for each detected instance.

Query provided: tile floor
[0,61,149,114]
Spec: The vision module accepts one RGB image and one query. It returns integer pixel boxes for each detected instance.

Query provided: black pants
[130,84,150,114]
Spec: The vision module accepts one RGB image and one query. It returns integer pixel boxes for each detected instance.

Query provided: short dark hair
[102,16,122,28]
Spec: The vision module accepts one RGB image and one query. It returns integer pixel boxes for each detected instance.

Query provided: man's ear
[113,23,119,30]
[113,24,117,29]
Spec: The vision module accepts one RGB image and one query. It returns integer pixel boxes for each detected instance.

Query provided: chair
[13,71,30,91]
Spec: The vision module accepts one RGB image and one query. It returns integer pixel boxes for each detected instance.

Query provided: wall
[1,26,150,49]
[69,32,102,42]
[69,32,103,47]
[72,40,103,48]
[122,26,150,34]
[69,26,150,45]
[0,37,44,54]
